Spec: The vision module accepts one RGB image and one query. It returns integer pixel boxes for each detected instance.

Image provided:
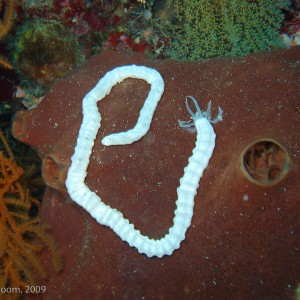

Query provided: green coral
[12,19,83,86]
[167,0,290,60]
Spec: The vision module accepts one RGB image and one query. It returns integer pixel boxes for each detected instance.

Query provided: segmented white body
[66,65,223,258]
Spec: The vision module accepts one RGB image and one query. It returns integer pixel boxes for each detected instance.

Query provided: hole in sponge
[242,139,291,185]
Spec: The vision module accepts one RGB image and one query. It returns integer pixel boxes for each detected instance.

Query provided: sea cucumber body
[87,65,165,146]
[66,65,220,258]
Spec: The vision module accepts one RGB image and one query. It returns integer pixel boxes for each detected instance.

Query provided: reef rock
[12,48,300,299]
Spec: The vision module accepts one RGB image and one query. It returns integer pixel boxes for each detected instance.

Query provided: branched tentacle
[210,106,223,123]
[185,95,202,119]
[179,96,223,130]
[178,120,196,133]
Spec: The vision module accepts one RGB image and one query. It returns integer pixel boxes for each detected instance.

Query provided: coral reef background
[0,0,14,69]
[1,0,299,107]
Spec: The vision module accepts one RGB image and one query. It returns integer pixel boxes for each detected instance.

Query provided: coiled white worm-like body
[66,65,223,258]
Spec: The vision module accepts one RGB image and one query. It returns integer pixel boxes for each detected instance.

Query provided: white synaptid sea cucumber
[66,65,223,258]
